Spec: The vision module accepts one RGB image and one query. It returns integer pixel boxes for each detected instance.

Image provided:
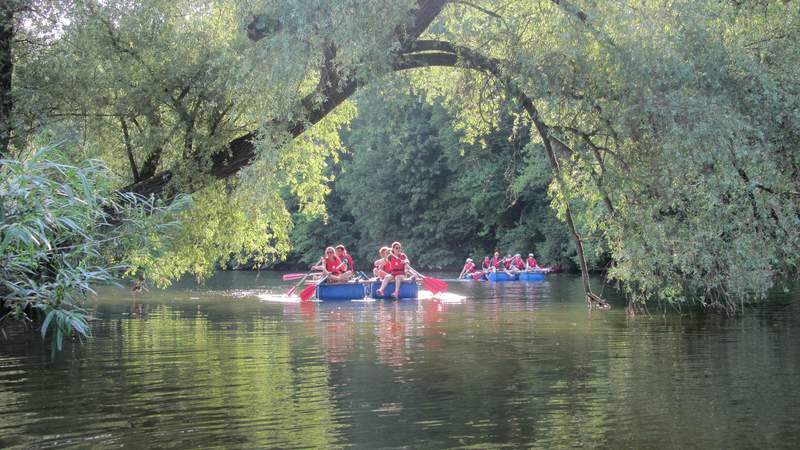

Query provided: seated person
[525,253,539,271]
[511,254,526,273]
[335,244,355,274]
[311,246,352,283]
[459,258,477,278]
[377,241,408,299]
[373,246,390,279]
[482,256,491,273]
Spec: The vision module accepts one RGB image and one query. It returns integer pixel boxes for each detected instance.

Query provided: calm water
[1,272,799,449]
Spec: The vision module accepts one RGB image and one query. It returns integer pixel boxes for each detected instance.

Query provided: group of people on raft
[459,251,544,279]
[311,241,416,300]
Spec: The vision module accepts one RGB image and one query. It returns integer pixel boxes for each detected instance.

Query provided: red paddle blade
[282,273,305,281]
[299,284,317,302]
[423,277,448,294]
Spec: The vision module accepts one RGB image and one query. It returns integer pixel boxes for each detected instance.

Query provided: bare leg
[393,275,405,299]
[378,274,394,295]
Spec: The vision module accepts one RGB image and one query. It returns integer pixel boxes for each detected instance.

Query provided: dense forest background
[284,86,580,272]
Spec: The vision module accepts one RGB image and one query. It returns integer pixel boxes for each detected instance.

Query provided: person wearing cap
[525,253,539,271]
[459,257,477,279]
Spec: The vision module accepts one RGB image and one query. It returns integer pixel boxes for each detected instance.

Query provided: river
[1,272,798,448]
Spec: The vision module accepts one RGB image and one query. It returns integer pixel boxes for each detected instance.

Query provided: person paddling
[312,246,352,283]
[459,258,476,279]
[491,251,503,273]
[335,244,355,273]
[482,256,491,273]
[377,241,407,300]
[492,251,512,276]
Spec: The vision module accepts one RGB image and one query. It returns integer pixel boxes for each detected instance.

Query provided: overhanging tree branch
[122,0,447,197]
[116,5,607,307]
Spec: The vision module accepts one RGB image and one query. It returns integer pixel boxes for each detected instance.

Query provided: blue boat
[370,281,419,299]
[316,282,366,300]
[518,272,545,281]
[487,272,518,282]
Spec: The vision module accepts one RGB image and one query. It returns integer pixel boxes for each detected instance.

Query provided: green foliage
[289,88,572,270]
[0,143,186,354]
[418,0,800,310]
[6,0,799,312]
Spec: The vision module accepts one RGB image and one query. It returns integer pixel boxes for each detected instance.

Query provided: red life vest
[526,257,538,268]
[325,255,343,275]
[338,254,352,271]
[514,258,525,270]
[387,253,406,276]
[463,262,475,273]
[483,259,490,269]
[492,257,502,268]
[504,259,512,269]
[346,254,354,272]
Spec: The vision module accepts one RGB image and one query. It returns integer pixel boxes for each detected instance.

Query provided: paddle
[299,275,328,302]
[287,272,315,296]
[407,266,448,294]
[282,273,306,281]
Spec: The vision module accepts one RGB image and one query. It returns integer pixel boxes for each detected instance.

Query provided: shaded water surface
[1,272,799,448]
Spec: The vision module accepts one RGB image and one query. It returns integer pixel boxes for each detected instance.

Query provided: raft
[487,272,518,282]
[518,272,545,281]
[316,282,366,301]
[370,281,419,299]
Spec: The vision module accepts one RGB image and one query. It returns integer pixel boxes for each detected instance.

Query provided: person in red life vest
[377,241,408,300]
[311,246,352,283]
[491,251,503,272]
[482,256,491,272]
[491,251,514,276]
[459,258,476,279]
[511,254,526,272]
[525,253,539,271]
[373,246,390,279]
[504,254,514,270]
[335,244,355,273]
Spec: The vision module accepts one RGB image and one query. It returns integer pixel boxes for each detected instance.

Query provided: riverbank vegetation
[1,0,799,347]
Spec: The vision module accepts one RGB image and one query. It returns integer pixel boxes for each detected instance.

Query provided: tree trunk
[0,2,14,160]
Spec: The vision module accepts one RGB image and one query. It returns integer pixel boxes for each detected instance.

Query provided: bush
[0,145,186,355]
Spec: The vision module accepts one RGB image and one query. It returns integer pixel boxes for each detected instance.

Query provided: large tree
[7,0,800,310]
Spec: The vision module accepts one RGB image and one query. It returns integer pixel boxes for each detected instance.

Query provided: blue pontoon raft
[315,280,419,301]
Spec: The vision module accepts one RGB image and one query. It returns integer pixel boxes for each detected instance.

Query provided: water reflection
[0,274,798,449]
